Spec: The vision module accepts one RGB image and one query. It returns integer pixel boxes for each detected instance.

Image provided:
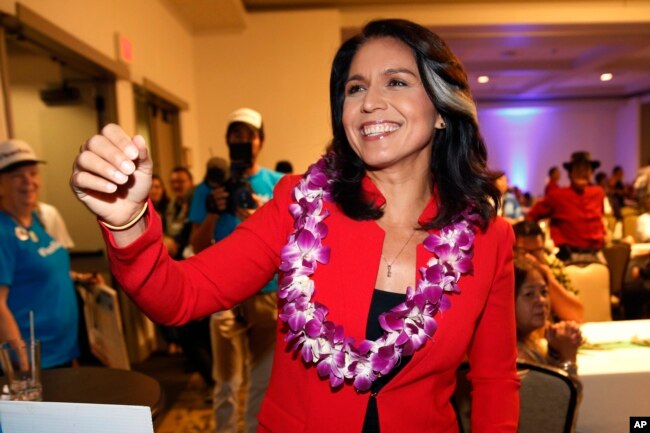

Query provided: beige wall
[10,0,198,158]
[194,9,341,177]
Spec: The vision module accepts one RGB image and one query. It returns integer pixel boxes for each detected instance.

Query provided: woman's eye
[346,84,364,95]
[388,79,407,87]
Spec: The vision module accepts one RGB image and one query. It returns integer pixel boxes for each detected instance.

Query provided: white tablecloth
[576,320,650,433]
[631,243,650,258]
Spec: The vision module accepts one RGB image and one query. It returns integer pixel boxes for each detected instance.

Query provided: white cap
[0,139,44,172]
[227,108,263,130]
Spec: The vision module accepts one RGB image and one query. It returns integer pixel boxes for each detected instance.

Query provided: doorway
[134,85,184,187]
[3,32,117,252]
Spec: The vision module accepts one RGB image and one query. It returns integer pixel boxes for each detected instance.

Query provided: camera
[205,143,257,214]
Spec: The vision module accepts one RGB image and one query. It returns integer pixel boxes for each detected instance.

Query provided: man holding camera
[188,108,283,433]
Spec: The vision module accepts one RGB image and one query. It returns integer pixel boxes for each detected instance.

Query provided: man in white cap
[187,108,284,433]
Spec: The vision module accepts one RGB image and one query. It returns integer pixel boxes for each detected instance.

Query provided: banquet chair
[453,361,581,433]
[516,362,581,433]
[602,243,631,318]
[564,263,612,322]
[621,208,638,241]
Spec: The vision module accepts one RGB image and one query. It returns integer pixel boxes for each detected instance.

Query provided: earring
[437,121,446,129]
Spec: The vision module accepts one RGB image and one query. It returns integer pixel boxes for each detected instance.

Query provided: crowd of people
[2,16,649,433]
[496,149,650,385]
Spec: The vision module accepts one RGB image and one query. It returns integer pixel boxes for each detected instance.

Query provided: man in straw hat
[527,151,607,264]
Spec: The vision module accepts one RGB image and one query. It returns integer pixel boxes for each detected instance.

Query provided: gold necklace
[381,230,417,278]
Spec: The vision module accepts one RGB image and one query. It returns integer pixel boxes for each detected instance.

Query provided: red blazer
[104,175,519,433]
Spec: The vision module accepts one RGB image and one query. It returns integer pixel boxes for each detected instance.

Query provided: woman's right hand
[70,124,153,228]
[547,320,582,362]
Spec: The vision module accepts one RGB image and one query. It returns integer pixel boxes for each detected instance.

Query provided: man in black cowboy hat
[527,151,606,264]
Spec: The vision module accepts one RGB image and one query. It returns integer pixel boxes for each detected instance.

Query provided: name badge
[14,226,29,241]
[14,226,38,242]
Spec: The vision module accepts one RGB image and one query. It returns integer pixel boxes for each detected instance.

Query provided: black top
[362,289,412,433]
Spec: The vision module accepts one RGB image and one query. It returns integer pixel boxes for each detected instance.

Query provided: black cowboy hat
[562,151,601,171]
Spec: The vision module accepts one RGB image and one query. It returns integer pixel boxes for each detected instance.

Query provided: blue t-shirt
[0,211,80,368]
[502,191,523,219]
[189,167,284,293]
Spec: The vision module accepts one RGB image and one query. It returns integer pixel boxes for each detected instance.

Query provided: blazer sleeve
[467,218,520,432]
[102,175,296,326]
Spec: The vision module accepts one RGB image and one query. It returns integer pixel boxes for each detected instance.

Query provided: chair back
[623,214,639,241]
[517,362,580,433]
[453,361,580,433]
[602,243,631,298]
[564,263,612,322]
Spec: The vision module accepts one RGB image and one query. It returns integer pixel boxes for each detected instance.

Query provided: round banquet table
[40,367,165,419]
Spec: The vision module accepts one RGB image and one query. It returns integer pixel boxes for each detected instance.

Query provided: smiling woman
[70,18,518,433]
[0,139,81,369]
[342,37,441,173]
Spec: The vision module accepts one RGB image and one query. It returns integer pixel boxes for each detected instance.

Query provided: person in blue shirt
[0,139,79,369]
[188,108,283,433]
[496,173,524,224]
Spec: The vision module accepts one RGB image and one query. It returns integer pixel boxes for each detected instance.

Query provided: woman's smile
[360,121,401,139]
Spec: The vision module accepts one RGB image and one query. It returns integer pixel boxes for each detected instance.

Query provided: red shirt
[544,179,559,196]
[527,185,605,249]
[103,175,519,433]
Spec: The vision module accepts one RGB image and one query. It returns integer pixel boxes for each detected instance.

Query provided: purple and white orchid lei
[278,156,477,392]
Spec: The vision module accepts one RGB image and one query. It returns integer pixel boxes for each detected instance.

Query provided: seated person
[624,193,650,318]
[495,173,523,223]
[513,221,584,322]
[515,258,582,380]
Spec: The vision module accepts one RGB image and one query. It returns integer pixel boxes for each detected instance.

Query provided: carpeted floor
[154,373,214,433]
[133,352,215,433]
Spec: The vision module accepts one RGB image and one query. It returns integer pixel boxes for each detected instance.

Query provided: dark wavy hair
[328,19,500,231]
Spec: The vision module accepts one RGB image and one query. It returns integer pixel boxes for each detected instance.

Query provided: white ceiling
[163,0,650,102]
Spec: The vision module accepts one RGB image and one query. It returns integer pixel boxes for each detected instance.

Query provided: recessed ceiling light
[477,75,490,84]
[600,73,613,82]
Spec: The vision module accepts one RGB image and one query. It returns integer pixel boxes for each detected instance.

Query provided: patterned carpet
[155,372,215,433]
[132,353,214,433]
[134,352,248,433]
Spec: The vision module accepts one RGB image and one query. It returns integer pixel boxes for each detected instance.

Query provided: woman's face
[0,164,40,210]
[515,269,550,336]
[149,178,164,203]
[342,37,442,172]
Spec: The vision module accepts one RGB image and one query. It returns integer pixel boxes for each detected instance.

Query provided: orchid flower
[277,155,477,392]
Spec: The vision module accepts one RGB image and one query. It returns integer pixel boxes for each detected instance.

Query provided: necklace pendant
[14,226,29,242]
[386,264,392,278]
